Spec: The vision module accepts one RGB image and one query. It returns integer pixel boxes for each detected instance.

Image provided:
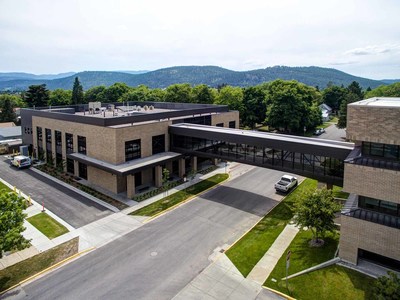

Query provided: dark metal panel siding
[20,109,33,145]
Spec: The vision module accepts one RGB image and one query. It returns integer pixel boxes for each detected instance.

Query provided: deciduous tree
[242,86,267,129]
[0,191,30,258]
[374,271,400,300]
[0,96,17,123]
[294,188,341,246]
[164,83,192,103]
[49,89,72,106]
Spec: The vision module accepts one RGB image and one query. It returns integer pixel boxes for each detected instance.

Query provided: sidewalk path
[247,224,299,284]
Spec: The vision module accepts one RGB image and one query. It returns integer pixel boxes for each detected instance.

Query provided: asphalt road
[7,167,292,300]
[0,158,111,228]
[316,123,346,141]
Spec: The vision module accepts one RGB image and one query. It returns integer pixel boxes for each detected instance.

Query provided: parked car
[313,128,325,135]
[10,155,32,169]
[274,175,298,193]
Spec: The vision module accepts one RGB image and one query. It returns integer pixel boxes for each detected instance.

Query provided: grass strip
[226,178,318,277]
[264,230,374,299]
[0,181,11,192]
[131,173,228,217]
[0,238,78,293]
[27,212,69,239]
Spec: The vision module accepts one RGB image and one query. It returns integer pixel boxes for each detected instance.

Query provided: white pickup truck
[274,175,298,193]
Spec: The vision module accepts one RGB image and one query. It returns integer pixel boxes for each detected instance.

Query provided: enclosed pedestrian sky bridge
[169,123,355,186]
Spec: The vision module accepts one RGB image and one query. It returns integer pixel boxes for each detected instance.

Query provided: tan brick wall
[211,111,239,128]
[87,166,118,193]
[343,163,400,204]
[347,106,400,144]
[32,117,118,163]
[339,215,400,264]
[115,120,170,164]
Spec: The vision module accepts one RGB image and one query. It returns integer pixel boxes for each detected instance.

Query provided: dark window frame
[125,139,141,161]
[152,134,165,155]
[78,135,87,154]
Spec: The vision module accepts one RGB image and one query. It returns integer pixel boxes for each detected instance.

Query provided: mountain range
[0,66,397,91]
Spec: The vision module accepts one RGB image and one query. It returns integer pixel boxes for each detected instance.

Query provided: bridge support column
[191,156,197,173]
[179,158,185,178]
[212,158,219,166]
[127,174,135,198]
[155,165,162,188]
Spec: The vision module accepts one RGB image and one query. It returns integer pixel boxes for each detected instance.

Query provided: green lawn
[130,173,228,217]
[226,178,318,277]
[0,238,78,292]
[332,185,349,199]
[27,213,69,239]
[264,230,375,299]
[0,181,11,192]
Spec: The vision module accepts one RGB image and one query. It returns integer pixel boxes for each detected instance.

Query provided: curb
[31,167,120,213]
[262,286,296,300]
[143,174,230,223]
[0,246,95,296]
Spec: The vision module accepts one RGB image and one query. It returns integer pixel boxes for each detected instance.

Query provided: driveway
[317,123,346,141]
[0,157,111,228]
[9,167,290,300]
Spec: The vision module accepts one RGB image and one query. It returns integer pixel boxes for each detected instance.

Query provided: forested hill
[0,66,386,91]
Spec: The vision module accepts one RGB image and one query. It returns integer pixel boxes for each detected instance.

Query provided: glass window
[78,162,87,179]
[384,144,399,160]
[216,123,224,127]
[37,127,43,147]
[66,133,73,154]
[152,135,165,155]
[125,139,141,161]
[55,131,62,146]
[229,121,236,128]
[45,129,52,144]
[370,143,384,156]
[78,136,86,154]
[67,158,74,174]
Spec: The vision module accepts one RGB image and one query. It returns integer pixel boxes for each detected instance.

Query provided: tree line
[2,77,399,131]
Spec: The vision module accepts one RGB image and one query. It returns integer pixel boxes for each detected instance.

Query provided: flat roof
[0,126,21,139]
[349,97,400,107]
[68,151,182,176]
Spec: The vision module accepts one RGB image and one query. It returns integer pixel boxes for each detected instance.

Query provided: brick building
[340,97,400,269]
[21,102,238,198]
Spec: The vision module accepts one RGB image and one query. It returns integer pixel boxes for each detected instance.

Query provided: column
[127,174,135,198]
[191,156,197,173]
[155,165,162,188]
[212,158,219,166]
[74,161,79,177]
[179,158,185,178]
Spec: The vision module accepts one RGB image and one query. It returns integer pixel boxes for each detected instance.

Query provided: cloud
[328,61,358,66]
[345,45,400,56]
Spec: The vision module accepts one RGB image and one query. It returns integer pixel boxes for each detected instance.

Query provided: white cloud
[0,0,400,79]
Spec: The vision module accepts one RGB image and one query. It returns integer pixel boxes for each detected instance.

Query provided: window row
[359,195,400,217]
[362,142,400,160]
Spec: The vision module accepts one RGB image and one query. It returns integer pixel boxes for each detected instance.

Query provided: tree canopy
[242,86,267,129]
[365,82,400,98]
[0,96,17,123]
[294,188,341,246]
[49,89,72,106]
[374,271,400,300]
[265,80,322,133]
[71,77,84,104]
[322,85,347,112]
[0,191,30,258]
[25,84,49,107]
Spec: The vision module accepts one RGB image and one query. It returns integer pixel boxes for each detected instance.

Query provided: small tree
[374,271,400,300]
[0,97,17,123]
[0,191,30,257]
[294,188,341,246]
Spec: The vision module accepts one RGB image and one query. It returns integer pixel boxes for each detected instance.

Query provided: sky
[1,0,400,79]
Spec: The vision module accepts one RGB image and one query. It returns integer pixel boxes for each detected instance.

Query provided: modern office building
[21,102,238,198]
[340,97,400,269]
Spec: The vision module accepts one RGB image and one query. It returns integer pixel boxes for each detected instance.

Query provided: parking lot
[0,157,112,228]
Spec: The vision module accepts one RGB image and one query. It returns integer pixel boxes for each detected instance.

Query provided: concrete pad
[202,264,227,281]
[207,281,234,300]
[18,246,39,259]
[191,273,218,291]
[218,271,244,290]
[173,283,205,300]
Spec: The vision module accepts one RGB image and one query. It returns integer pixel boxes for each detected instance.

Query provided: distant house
[319,103,332,122]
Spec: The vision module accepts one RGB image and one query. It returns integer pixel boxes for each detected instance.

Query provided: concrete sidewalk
[247,224,299,284]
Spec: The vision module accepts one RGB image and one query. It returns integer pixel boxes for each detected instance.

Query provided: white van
[10,155,32,169]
